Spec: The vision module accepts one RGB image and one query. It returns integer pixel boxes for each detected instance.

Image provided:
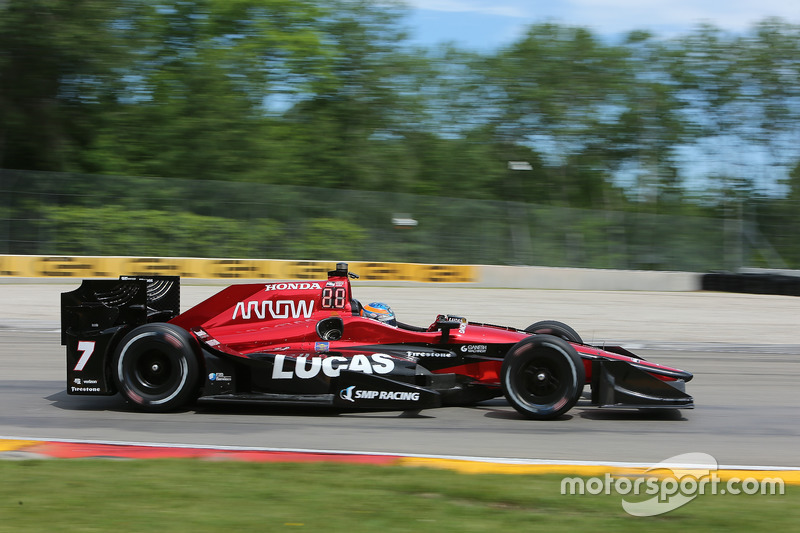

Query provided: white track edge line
[2,435,799,471]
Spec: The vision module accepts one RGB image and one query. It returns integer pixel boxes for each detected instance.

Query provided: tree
[277,0,420,190]
[0,0,125,170]
[482,24,638,207]
[83,0,333,180]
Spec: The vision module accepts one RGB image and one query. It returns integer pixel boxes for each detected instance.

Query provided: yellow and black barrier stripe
[0,255,476,283]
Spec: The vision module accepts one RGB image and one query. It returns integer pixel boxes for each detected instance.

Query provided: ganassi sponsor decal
[232,299,314,320]
[460,344,488,353]
[272,353,394,379]
[339,385,420,402]
[264,282,322,291]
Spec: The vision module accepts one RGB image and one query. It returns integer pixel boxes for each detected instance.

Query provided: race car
[61,263,693,420]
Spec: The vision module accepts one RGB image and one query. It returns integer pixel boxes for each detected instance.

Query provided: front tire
[112,323,200,412]
[501,335,585,420]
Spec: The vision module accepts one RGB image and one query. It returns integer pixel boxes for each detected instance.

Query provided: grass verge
[1,460,797,532]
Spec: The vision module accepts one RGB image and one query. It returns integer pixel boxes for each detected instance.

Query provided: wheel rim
[524,361,561,397]
[516,356,568,404]
[131,348,175,394]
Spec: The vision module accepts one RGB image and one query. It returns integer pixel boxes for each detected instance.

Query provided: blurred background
[1,0,799,271]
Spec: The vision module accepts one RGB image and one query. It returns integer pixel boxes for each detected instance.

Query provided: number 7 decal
[73,341,96,371]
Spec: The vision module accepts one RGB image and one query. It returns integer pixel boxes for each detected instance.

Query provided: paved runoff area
[2,281,798,346]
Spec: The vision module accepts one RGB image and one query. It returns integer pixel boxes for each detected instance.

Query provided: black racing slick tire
[111,323,200,412]
[501,335,585,420]
[524,320,583,344]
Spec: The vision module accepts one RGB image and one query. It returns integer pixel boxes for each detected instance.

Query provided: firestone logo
[406,350,454,358]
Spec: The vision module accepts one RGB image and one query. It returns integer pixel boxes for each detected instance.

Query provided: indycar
[61,263,693,420]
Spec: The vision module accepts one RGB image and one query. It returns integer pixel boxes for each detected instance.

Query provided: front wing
[591,360,694,409]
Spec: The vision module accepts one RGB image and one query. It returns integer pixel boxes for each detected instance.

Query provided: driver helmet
[361,302,397,327]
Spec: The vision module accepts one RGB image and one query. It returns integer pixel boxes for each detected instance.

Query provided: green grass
[1,460,797,532]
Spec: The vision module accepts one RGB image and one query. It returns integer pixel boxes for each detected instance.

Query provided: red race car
[61,263,693,420]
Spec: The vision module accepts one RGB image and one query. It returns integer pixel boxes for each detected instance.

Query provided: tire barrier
[702,272,800,297]
[0,255,476,284]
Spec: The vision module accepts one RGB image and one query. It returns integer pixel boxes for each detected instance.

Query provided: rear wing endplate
[61,276,181,395]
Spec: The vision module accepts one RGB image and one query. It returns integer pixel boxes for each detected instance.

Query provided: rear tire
[501,335,585,420]
[112,323,200,412]
[525,320,583,344]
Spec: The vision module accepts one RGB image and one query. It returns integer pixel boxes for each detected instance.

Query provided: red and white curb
[2,437,799,484]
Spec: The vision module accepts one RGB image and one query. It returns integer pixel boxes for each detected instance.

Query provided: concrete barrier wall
[0,255,704,291]
[481,265,701,291]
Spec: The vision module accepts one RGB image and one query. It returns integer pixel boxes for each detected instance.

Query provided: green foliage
[43,205,284,258]
[2,3,800,268]
[0,0,126,170]
[0,170,735,270]
[290,217,367,260]
[3,2,800,205]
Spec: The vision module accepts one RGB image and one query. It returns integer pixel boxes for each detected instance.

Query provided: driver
[361,302,397,327]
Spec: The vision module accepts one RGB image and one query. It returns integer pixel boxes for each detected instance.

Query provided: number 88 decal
[321,287,347,309]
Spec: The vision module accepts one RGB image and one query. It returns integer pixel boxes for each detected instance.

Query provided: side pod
[591,360,694,409]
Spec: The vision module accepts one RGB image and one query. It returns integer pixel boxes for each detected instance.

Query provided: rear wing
[61,276,180,395]
[61,276,181,345]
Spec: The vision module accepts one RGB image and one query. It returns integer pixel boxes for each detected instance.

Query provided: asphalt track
[1,282,799,468]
